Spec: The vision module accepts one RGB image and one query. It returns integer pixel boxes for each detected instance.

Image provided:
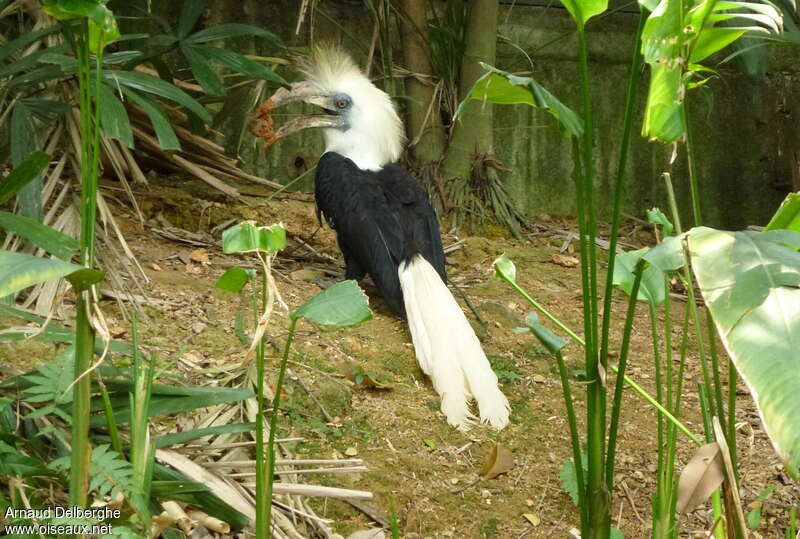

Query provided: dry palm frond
[445,153,525,236]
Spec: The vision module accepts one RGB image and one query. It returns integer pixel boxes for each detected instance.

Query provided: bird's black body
[314,152,446,317]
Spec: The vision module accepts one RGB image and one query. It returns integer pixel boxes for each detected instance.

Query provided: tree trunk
[441,0,498,181]
[398,0,446,164]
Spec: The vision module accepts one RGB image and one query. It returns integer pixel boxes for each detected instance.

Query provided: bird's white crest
[299,46,405,171]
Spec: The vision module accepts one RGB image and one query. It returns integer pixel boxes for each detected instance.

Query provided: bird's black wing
[314,153,446,316]
[377,164,446,281]
[315,153,406,315]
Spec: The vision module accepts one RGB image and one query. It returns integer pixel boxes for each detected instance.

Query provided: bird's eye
[335,96,350,109]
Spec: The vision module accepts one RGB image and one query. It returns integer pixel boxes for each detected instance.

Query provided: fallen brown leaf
[480,444,514,479]
[676,442,725,513]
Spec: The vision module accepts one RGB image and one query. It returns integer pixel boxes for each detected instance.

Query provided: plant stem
[599,6,646,386]
[499,271,699,444]
[605,261,644,493]
[264,317,298,535]
[554,348,586,531]
[576,23,606,536]
[69,19,100,512]
[255,276,268,538]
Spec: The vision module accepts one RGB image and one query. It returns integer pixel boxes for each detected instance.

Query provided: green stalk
[663,173,715,420]
[498,270,698,444]
[649,301,665,483]
[600,6,646,380]
[575,23,607,535]
[69,19,100,511]
[255,276,268,538]
[554,348,587,531]
[264,317,298,535]
[98,379,122,455]
[606,261,644,493]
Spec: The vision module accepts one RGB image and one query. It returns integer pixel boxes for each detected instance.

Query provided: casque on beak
[251,81,345,147]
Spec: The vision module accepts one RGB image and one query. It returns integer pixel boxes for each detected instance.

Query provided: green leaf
[687,227,800,478]
[22,346,74,405]
[221,221,286,254]
[559,0,608,26]
[98,83,133,148]
[90,383,254,427]
[526,312,567,354]
[0,250,84,297]
[0,26,61,63]
[186,23,282,45]
[65,268,106,292]
[690,27,747,63]
[178,0,210,38]
[42,0,119,51]
[456,65,583,137]
[154,422,255,448]
[644,234,685,273]
[292,280,373,327]
[646,207,675,237]
[0,212,78,260]
[0,441,51,477]
[765,192,800,233]
[423,439,437,450]
[214,267,252,293]
[192,45,286,85]
[613,248,667,305]
[559,454,587,505]
[492,254,517,283]
[120,88,181,151]
[4,136,50,195]
[104,70,212,124]
[182,43,225,96]
[150,480,211,497]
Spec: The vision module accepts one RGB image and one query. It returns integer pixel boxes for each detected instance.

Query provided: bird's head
[255,46,404,171]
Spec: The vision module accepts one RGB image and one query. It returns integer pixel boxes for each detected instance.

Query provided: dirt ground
[2,176,799,538]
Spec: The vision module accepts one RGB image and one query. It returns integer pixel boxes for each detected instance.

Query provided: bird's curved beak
[251,81,345,147]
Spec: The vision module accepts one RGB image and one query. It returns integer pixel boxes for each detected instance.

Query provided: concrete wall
[126,0,800,229]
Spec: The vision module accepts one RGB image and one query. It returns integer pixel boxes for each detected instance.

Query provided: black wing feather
[315,152,446,317]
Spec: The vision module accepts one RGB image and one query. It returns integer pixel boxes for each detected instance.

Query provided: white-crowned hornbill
[259,47,509,431]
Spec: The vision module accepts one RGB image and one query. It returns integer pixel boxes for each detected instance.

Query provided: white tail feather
[398,255,510,430]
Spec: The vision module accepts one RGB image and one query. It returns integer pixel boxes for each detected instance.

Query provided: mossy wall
[121,0,800,229]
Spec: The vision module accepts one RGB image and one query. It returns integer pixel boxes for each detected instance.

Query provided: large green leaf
[120,88,181,151]
[90,383,254,427]
[687,226,800,478]
[98,83,134,148]
[456,64,583,137]
[177,0,210,39]
[0,250,84,297]
[181,43,225,96]
[526,312,567,354]
[221,222,286,254]
[641,0,782,142]
[613,248,667,305]
[764,192,800,233]
[291,280,373,327]
[104,70,212,123]
[191,45,286,85]
[42,0,119,51]
[0,151,51,205]
[186,23,282,45]
[0,211,79,260]
[214,267,253,293]
[0,26,61,63]
[560,0,608,26]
